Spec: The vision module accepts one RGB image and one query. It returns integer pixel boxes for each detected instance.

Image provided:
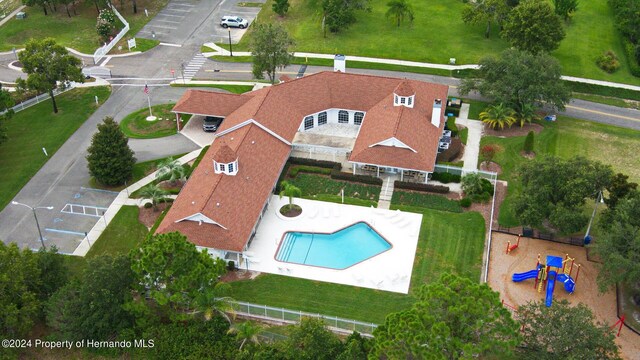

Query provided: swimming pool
[275,222,392,269]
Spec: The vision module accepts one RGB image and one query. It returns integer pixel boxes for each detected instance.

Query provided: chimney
[431,99,442,127]
[334,54,346,73]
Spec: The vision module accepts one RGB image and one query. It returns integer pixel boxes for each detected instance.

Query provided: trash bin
[522,227,533,237]
[16,12,27,19]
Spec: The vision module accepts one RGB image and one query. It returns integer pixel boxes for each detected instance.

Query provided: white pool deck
[243,196,422,294]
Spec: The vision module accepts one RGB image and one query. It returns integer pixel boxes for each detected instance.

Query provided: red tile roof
[158,72,449,252]
[394,80,415,96]
[172,89,253,116]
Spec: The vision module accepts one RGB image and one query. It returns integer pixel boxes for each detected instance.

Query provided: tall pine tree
[86,117,136,186]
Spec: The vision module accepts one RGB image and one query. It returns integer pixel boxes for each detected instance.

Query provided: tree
[480,144,498,165]
[386,0,414,27]
[523,130,534,154]
[0,84,14,146]
[272,0,290,16]
[130,232,227,319]
[371,273,520,359]
[16,38,83,114]
[553,0,578,21]
[0,242,40,338]
[336,332,371,360]
[96,9,116,41]
[512,156,613,233]
[156,157,186,186]
[459,49,570,116]
[228,321,261,350]
[283,317,343,360]
[86,117,136,186]
[501,0,565,54]
[515,102,539,127]
[592,191,640,291]
[46,255,134,341]
[479,103,516,130]
[461,0,511,38]
[138,184,168,211]
[23,0,50,15]
[518,300,620,359]
[322,0,370,34]
[279,181,302,211]
[250,23,294,84]
[603,173,638,210]
[36,246,68,305]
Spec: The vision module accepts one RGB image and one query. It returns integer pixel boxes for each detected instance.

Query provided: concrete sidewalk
[72,148,202,256]
[456,103,484,171]
[201,43,640,92]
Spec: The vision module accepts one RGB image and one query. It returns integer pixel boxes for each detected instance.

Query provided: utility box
[334,54,346,73]
[16,12,27,19]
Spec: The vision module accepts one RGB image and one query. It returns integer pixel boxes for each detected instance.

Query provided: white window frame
[304,116,314,130]
[318,111,327,125]
[338,110,349,124]
[354,112,364,125]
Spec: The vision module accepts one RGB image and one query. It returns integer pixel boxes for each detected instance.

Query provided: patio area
[243,196,422,294]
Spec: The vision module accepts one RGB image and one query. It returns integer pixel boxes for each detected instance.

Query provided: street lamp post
[228,30,233,57]
[584,190,604,245]
[11,201,54,250]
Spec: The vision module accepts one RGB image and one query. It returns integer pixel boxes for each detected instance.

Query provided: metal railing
[93,4,129,64]
[433,164,498,182]
[227,300,378,336]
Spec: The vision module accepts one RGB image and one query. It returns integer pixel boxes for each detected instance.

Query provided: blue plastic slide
[556,273,576,293]
[545,270,558,307]
[512,269,539,282]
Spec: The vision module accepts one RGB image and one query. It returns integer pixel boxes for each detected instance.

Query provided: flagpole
[145,84,152,117]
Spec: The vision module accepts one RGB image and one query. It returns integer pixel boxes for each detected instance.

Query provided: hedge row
[331,171,383,185]
[394,181,449,194]
[290,165,332,177]
[431,172,462,183]
[289,157,340,170]
[285,157,382,185]
[623,39,640,78]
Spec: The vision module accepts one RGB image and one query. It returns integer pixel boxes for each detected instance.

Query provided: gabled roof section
[213,142,237,163]
[172,89,253,116]
[394,81,415,96]
[178,213,228,230]
[370,137,417,153]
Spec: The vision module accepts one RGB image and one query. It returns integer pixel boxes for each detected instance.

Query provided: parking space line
[147,24,179,30]
[45,228,86,236]
[155,19,182,24]
[61,203,108,217]
[169,3,195,7]
[164,8,191,12]
[81,187,119,195]
[157,13,184,17]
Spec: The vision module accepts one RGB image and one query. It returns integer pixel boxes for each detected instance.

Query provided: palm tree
[386,0,415,27]
[156,157,186,187]
[138,184,168,211]
[480,103,516,130]
[193,282,235,323]
[228,321,261,350]
[279,181,301,211]
[515,103,540,127]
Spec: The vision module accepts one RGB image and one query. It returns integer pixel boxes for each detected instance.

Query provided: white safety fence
[93,4,129,64]
[434,164,498,182]
[227,300,378,336]
[1,84,75,115]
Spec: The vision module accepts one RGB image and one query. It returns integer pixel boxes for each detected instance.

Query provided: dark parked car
[203,116,223,132]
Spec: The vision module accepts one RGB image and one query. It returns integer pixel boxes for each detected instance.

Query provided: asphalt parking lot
[211,0,265,44]
[137,0,204,45]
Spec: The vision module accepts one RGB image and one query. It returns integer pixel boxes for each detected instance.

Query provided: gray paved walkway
[455,104,484,171]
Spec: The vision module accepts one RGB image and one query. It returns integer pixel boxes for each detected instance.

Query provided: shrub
[462,173,493,197]
[227,260,235,271]
[480,144,498,165]
[460,197,472,208]
[524,131,535,153]
[394,181,450,193]
[289,165,332,177]
[446,117,459,137]
[289,157,340,169]
[431,172,462,183]
[445,107,460,117]
[436,138,462,163]
[596,50,620,73]
[144,202,153,209]
[330,171,383,185]
[623,40,640,77]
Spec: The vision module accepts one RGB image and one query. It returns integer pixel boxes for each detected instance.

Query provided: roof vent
[216,202,220,207]
[251,140,255,144]
[191,201,195,205]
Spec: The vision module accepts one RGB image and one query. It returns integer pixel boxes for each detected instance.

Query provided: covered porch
[351,162,431,183]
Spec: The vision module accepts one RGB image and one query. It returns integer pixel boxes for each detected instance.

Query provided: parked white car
[220,16,249,29]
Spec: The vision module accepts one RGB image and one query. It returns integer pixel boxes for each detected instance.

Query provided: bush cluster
[460,197,472,208]
[285,157,383,185]
[289,165,332,177]
[331,171,383,185]
[461,173,494,204]
[394,181,450,194]
[431,172,462,183]
[596,50,620,73]
[523,131,535,153]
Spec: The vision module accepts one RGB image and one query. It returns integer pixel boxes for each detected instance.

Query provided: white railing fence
[433,164,498,182]
[227,300,378,336]
[2,84,76,115]
[93,4,129,64]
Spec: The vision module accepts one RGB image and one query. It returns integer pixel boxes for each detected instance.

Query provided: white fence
[227,300,378,336]
[291,143,351,163]
[93,4,129,64]
[433,164,498,182]
[2,84,75,115]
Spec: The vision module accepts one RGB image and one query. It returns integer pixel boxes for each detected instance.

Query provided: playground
[487,232,640,360]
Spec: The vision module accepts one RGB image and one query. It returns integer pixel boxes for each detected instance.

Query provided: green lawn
[0,87,111,211]
[0,0,167,53]
[85,206,148,258]
[288,173,381,202]
[231,0,639,85]
[392,191,462,213]
[302,193,377,207]
[482,117,640,226]
[119,103,179,139]
[572,93,640,109]
[228,207,486,323]
[170,83,255,94]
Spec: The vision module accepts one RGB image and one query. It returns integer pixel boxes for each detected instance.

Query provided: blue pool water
[275,222,391,269]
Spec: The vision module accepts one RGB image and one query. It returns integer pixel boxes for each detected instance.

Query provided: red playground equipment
[506,234,521,254]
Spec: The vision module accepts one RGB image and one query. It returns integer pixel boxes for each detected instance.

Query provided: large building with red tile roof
[158,71,449,262]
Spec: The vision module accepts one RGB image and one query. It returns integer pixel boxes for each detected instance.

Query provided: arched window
[354,112,364,125]
[338,110,349,124]
[304,116,314,130]
[318,112,327,125]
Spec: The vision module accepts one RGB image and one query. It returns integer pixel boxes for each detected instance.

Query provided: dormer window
[213,143,239,176]
[394,94,415,108]
[393,81,416,108]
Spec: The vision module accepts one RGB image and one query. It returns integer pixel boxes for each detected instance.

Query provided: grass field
[482,117,640,226]
[0,0,167,53]
[288,173,381,201]
[391,191,462,213]
[119,103,178,139]
[85,206,148,258]
[228,207,485,323]
[233,0,639,85]
[0,87,111,211]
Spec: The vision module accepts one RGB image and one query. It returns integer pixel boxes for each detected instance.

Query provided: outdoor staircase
[378,175,397,209]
